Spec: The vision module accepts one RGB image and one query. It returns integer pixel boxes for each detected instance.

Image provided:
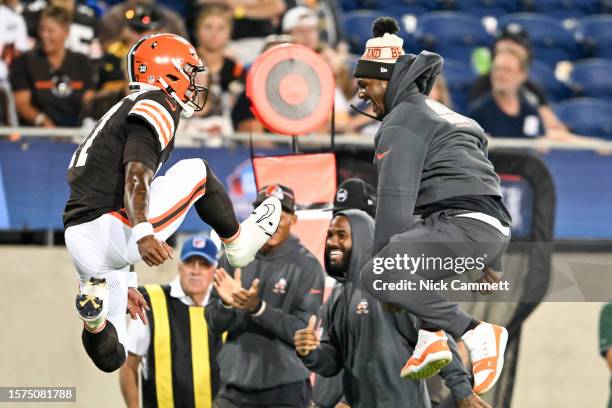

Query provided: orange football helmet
[127,33,208,117]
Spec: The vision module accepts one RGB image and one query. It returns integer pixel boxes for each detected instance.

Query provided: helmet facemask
[182,62,209,112]
[160,60,209,118]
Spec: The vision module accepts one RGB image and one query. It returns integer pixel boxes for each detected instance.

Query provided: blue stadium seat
[525,0,601,20]
[529,60,572,102]
[381,4,429,18]
[339,0,361,12]
[374,0,440,10]
[341,10,386,54]
[569,59,612,102]
[577,15,612,59]
[454,0,520,18]
[498,13,580,66]
[554,98,612,139]
[441,58,478,113]
[415,11,493,63]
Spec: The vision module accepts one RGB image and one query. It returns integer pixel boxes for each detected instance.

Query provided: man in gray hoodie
[295,210,491,408]
[206,184,324,408]
[351,17,512,395]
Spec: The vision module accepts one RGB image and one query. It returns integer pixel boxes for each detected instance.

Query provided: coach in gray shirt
[207,184,324,408]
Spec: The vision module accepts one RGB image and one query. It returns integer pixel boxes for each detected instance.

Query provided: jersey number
[68,92,142,168]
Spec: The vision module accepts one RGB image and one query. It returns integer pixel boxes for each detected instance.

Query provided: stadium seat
[374,0,440,10]
[524,0,601,20]
[529,60,572,102]
[381,4,429,18]
[569,59,612,102]
[454,0,520,18]
[554,98,612,139]
[498,13,580,66]
[415,11,493,63]
[441,58,478,113]
[577,15,612,59]
[339,0,361,12]
[341,10,387,54]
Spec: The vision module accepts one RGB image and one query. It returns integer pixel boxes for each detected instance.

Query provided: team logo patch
[151,41,158,49]
[139,64,147,73]
[273,278,287,294]
[51,74,73,98]
[356,299,369,314]
[336,188,348,203]
[147,75,155,84]
[192,238,205,248]
[265,185,284,201]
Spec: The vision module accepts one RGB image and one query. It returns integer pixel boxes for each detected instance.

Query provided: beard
[324,248,352,282]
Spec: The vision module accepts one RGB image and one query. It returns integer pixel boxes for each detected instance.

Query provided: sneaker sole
[475,326,509,395]
[75,278,107,322]
[401,352,453,380]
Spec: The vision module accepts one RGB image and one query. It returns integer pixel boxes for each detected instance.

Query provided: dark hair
[41,5,72,28]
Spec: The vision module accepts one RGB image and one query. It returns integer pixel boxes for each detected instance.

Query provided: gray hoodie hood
[324,209,374,284]
[383,51,443,119]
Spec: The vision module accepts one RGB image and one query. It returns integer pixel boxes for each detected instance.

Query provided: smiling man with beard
[295,210,490,408]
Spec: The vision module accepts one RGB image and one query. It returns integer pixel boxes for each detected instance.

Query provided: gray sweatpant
[360,210,510,339]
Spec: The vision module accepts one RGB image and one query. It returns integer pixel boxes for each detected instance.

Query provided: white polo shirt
[0,5,29,81]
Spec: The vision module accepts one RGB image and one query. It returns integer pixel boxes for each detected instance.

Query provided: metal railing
[1,126,612,151]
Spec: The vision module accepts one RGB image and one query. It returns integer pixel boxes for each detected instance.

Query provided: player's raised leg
[116,158,281,267]
[361,214,509,386]
[65,222,132,372]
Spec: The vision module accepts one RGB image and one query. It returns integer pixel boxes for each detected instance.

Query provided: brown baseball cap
[253,184,296,213]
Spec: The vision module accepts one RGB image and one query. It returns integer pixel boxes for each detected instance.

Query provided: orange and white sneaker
[461,322,508,394]
[401,330,453,379]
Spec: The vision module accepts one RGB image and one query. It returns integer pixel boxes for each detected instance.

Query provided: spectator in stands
[120,236,223,408]
[204,0,287,65]
[468,49,544,138]
[284,0,341,47]
[100,0,187,47]
[22,0,101,58]
[103,2,167,70]
[430,74,452,108]
[80,3,166,124]
[469,48,602,142]
[469,25,569,137]
[0,0,29,82]
[206,184,324,408]
[0,0,29,126]
[600,303,612,408]
[10,5,94,127]
[179,5,244,143]
[281,6,354,133]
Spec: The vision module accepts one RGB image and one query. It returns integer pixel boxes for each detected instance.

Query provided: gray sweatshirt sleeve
[205,289,248,335]
[252,261,324,346]
[373,124,428,253]
[438,337,474,402]
[299,301,344,377]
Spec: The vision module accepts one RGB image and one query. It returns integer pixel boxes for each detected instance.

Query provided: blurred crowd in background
[1,0,612,145]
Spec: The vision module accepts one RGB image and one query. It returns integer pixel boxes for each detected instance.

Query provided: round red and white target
[246,43,335,136]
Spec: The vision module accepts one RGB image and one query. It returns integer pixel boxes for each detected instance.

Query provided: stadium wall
[0,246,608,408]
